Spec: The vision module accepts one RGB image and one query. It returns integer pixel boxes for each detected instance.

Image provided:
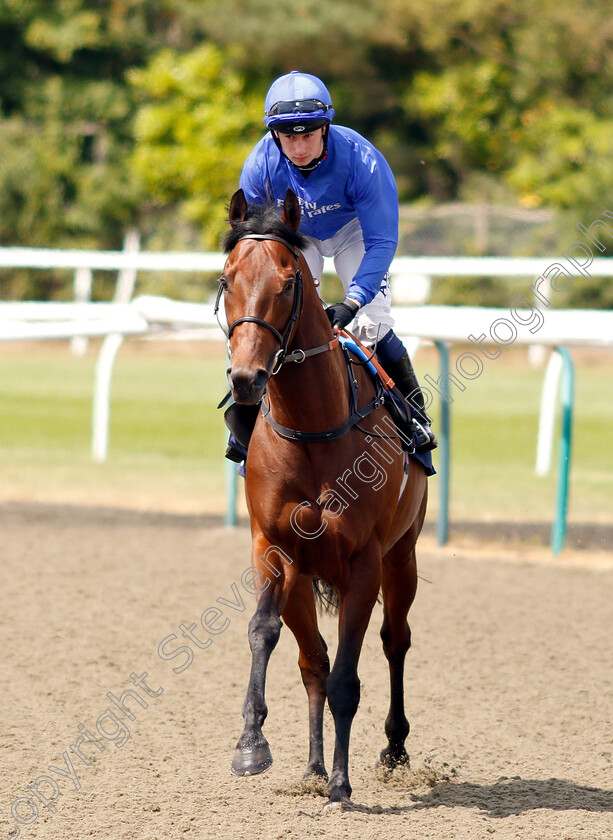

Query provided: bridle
[214,233,304,375]
[215,230,389,442]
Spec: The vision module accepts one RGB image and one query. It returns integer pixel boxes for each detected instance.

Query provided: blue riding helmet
[264,71,335,134]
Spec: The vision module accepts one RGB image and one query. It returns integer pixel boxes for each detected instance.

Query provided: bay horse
[218,188,428,807]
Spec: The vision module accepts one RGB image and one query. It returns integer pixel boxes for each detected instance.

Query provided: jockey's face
[274,128,325,167]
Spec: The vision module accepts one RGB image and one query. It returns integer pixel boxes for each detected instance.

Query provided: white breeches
[301,218,395,346]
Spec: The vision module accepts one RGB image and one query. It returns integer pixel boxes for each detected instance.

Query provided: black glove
[325,297,360,329]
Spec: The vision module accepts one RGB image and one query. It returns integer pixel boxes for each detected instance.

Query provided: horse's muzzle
[228,365,269,404]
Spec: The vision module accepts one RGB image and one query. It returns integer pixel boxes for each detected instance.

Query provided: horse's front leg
[231,535,295,776]
[231,585,282,776]
[326,549,381,806]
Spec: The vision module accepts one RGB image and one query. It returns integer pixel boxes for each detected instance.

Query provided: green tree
[129,43,264,248]
[0,0,210,296]
[381,0,613,214]
[0,1,206,249]
[190,0,613,220]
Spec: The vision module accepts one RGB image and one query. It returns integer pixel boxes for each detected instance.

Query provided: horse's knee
[327,668,360,719]
[248,611,282,652]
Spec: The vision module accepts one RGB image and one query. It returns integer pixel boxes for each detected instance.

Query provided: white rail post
[92,333,124,462]
[114,229,140,303]
[535,350,564,476]
[70,266,93,356]
[90,229,141,462]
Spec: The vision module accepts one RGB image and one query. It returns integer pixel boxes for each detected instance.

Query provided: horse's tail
[312,579,340,616]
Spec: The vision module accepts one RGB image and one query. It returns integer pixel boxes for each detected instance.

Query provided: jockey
[226,70,437,463]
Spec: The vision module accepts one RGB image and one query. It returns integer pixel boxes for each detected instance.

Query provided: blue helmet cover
[264,71,335,130]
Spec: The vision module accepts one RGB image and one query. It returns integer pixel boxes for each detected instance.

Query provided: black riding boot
[382,352,438,453]
[223,402,261,463]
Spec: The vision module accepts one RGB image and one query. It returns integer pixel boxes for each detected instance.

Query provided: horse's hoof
[323,797,355,811]
[303,763,328,782]
[323,781,354,810]
[379,746,410,769]
[231,743,273,776]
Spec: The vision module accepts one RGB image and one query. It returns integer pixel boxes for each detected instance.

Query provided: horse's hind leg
[379,536,418,768]
[326,549,381,805]
[282,578,330,781]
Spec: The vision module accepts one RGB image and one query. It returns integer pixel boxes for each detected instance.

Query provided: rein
[217,231,386,442]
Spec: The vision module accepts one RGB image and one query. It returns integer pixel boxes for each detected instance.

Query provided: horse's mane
[223,201,309,254]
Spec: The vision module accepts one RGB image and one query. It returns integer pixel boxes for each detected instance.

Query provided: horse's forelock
[223,202,308,254]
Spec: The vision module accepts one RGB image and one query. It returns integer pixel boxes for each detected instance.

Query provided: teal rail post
[225,457,238,527]
[223,354,239,527]
[434,341,451,545]
[551,346,574,555]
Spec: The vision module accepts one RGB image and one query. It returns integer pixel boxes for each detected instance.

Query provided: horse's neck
[266,278,350,432]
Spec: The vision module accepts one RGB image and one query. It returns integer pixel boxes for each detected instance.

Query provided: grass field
[1,338,612,531]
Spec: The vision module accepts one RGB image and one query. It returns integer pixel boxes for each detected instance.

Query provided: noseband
[214,234,303,374]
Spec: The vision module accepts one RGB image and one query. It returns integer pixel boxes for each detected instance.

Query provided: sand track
[1,503,611,840]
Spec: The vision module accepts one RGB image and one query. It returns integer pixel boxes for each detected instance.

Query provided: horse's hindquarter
[384,459,428,554]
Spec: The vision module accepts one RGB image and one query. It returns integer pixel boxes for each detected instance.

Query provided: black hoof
[303,763,329,782]
[323,796,355,811]
[231,742,273,776]
[325,778,353,809]
[379,745,410,768]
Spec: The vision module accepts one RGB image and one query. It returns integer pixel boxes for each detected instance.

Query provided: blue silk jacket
[239,125,399,306]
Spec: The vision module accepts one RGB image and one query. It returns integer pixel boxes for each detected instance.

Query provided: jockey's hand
[325,297,361,329]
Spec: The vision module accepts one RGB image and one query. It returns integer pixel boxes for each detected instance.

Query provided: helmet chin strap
[294,146,328,173]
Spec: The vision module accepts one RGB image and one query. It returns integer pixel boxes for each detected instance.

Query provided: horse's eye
[283,278,295,293]
[220,277,228,291]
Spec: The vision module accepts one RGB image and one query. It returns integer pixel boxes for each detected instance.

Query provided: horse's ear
[229,189,248,228]
[281,188,301,231]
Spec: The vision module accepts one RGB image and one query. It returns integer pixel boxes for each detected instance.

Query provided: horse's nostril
[253,369,269,390]
[230,366,269,403]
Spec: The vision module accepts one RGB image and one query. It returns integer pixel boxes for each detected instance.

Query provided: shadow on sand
[299,776,613,819]
[339,776,613,818]
[409,776,613,818]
